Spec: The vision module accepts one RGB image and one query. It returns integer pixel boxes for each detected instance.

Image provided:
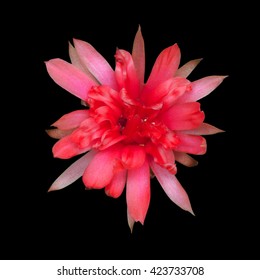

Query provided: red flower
[45,26,226,230]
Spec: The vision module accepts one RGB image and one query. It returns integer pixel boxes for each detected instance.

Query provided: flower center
[117,116,128,129]
[87,85,179,150]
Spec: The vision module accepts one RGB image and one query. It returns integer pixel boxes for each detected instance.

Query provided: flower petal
[48,150,97,192]
[73,39,117,89]
[115,49,140,99]
[52,134,91,159]
[127,210,135,232]
[45,59,97,100]
[126,160,150,224]
[160,102,205,130]
[181,122,225,135]
[174,152,198,167]
[69,42,98,83]
[150,161,194,214]
[51,110,89,130]
[175,133,207,155]
[105,170,127,198]
[175,58,203,78]
[82,146,120,189]
[144,43,181,92]
[145,143,177,174]
[177,75,227,103]
[46,128,74,139]
[141,77,190,106]
[132,25,145,86]
[120,145,146,169]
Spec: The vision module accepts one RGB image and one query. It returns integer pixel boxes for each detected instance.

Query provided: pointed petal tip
[47,186,55,192]
[189,208,195,216]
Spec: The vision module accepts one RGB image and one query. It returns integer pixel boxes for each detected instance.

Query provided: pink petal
[160,102,205,130]
[174,151,198,167]
[46,128,74,139]
[51,110,89,130]
[177,75,228,103]
[48,150,96,192]
[175,58,203,78]
[52,134,91,159]
[181,122,225,135]
[115,49,140,99]
[45,59,97,100]
[150,161,194,214]
[105,170,127,198]
[144,43,181,92]
[126,160,150,224]
[175,133,207,155]
[69,42,98,82]
[73,39,118,89]
[132,25,145,85]
[82,145,120,189]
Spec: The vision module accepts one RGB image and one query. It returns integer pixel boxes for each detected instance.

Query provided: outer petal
[181,123,225,135]
[73,39,118,89]
[174,152,198,167]
[150,161,194,214]
[69,42,99,83]
[82,145,120,189]
[160,102,205,130]
[105,170,127,198]
[52,134,91,159]
[48,150,96,192]
[174,133,207,155]
[127,210,135,233]
[51,110,89,130]
[175,58,203,78]
[143,43,181,92]
[126,160,150,224]
[177,75,227,103]
[45,59,98,100]
[132,25,145,85]
[46,128,74,139]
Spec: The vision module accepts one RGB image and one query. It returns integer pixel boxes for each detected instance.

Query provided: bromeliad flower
[45,26,226,230]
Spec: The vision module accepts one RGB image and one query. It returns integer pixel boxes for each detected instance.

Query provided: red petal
[144,43,181,92]
[51,110,89,130]
[82,146,120,189]
[126,160,150,224]
[52,135,90,159]
[115,49,140,99]
[175,133,207,155]
[105,170,127,198]
[120,145,146,169]
[161,102,205,130]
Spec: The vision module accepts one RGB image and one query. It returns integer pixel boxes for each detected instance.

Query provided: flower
[45,26,226,231]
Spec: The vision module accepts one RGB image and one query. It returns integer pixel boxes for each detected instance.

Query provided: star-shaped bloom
[45,26,226,231]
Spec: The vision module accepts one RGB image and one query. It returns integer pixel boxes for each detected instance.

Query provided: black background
[2,2,258,260]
